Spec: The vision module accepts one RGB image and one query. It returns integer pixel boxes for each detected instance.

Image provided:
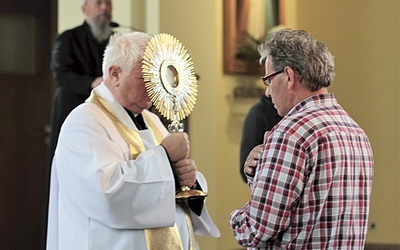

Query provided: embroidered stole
[87,91,185,250]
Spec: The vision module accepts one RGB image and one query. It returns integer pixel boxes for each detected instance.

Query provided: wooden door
[0,0,56,249]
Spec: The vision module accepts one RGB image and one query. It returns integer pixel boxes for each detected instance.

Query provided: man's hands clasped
[244,144,263,177]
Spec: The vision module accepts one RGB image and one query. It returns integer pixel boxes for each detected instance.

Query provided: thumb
[263,130,271,144]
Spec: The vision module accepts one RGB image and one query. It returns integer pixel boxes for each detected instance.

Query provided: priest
[46,31,220,250]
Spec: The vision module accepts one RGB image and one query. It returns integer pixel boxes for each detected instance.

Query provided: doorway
[0,0,56,248]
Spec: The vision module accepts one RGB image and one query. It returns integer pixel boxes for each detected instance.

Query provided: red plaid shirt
[229,94,374,249]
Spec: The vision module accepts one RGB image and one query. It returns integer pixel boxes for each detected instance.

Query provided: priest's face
[114,66,152,114]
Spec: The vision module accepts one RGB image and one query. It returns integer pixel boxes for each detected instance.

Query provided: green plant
[236,31,264,62]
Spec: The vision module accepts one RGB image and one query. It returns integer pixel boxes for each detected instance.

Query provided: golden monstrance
[142,33,207,200]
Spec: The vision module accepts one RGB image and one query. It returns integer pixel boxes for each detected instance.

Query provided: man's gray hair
[102,32,152,80]
[259,29,335,92]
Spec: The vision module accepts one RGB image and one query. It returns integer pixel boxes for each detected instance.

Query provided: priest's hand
[160,133,190,163]
[91,76,103,89]
[174,158,197,188]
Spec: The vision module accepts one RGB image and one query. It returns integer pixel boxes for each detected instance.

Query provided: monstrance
[142,33,207,200]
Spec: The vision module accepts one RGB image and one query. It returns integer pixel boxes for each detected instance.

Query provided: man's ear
[109,66,121,85]
[284,67,296,89]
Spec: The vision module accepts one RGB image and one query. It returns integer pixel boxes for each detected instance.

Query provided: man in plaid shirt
[229,29,374,249]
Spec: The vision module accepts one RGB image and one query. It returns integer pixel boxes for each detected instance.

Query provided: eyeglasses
[261,70,284,86]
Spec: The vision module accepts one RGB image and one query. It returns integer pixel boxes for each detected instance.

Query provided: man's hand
[174,159,197,188]
[91,76,103,89]
[244,144,264,177]
[160,133,190,163]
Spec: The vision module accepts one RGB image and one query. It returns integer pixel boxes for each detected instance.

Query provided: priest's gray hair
[259,29,335,92]
[102,32,152,80]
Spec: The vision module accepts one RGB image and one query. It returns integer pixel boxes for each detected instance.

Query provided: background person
[46,31,220,250]
[47,0,113,167]
[229,29,374,249]
[239,90,281,183]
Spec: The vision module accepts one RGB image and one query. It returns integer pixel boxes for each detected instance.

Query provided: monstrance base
[176,186,208,200]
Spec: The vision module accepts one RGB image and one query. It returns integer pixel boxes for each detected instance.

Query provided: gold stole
[87,91,184,250]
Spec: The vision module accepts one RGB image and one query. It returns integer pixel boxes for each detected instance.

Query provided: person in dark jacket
[43,0,113,247]
[47,0,113,167]
[239,91,282,183]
